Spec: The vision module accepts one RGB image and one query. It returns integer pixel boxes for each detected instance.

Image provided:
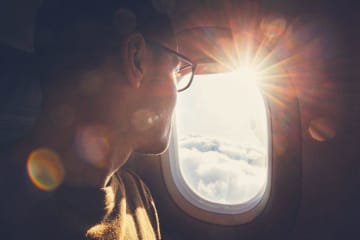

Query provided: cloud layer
[178,135,267,204]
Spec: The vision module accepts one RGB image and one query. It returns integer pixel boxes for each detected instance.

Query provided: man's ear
[123,33,146,88]
[113,9,145,89]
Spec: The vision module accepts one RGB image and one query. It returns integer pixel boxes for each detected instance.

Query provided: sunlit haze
[175,70,268,205]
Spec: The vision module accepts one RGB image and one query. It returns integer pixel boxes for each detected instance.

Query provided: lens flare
[75,125,110,168]
[131,109,160,132]
[27,148,65,191]
[261,18,287,39]
[308,117,336,142]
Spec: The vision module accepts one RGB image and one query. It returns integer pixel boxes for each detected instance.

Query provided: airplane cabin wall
[0,0,359,239]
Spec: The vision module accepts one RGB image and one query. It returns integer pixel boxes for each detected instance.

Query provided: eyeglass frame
[145,40,197,92]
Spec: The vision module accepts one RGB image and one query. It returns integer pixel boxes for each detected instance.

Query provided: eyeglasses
[146,40,197,92]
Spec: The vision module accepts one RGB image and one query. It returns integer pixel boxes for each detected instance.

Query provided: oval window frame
[161,89,272,225]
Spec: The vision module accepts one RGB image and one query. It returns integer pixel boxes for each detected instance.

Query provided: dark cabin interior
[0,0,359,239]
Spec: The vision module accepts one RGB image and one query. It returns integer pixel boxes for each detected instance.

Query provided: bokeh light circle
[27,148,65,191]
[75,125,110,168]
[308,117,336,142]
[131,109,160,132]
[261,17,287,39]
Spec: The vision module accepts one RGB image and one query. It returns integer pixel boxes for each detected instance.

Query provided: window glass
[175,71,268,205]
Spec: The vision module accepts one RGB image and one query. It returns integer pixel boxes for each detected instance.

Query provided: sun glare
[236,65,260,83]
[177,68,267,146]
[175,68,268,205]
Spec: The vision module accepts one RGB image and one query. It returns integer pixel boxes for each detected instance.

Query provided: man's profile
[0,0,195,239]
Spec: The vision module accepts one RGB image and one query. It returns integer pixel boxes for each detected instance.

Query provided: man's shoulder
[115,169,151,194]
[113,169,161,239]
[114,169,155,208]
[116,169,144,182]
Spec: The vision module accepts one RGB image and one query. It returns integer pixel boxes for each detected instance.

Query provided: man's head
[34,0,183,164]
[34,0,177,60]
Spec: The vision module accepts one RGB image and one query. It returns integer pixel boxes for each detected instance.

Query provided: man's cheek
[149,77,176,97]
[131,109,161,132]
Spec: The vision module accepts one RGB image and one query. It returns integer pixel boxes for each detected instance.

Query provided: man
[0,0,195,239]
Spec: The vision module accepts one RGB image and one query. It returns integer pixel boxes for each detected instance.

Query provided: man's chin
[134,123,173,155]
[134,140,170,155]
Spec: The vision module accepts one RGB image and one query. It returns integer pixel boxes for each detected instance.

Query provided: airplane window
[167,68,270,215]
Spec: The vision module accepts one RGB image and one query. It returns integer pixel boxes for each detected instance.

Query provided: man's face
[131,39,178,154]
[77,33,180,158]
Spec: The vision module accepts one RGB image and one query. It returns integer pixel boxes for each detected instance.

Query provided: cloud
[178,135,267,204]
[179,135,265,167]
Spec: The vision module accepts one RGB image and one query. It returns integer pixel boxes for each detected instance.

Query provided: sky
[176,72,267,146]
[175,72,268,204]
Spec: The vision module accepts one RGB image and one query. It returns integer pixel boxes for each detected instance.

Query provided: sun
[235,65,260,83]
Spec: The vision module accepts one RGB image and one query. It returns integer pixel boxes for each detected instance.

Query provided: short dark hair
[34,0,174,59]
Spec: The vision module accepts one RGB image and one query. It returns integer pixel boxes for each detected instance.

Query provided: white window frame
[161,100,272,225]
